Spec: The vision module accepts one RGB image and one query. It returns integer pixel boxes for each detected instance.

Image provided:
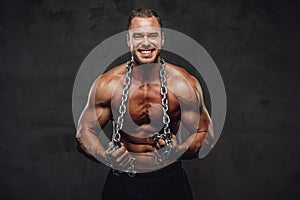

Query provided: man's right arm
[76,75,133,169]
[76,76,112,163]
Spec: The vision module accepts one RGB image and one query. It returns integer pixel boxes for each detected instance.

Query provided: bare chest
[111,81,180,134]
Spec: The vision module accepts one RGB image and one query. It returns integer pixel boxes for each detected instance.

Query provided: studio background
[1,0,299,199]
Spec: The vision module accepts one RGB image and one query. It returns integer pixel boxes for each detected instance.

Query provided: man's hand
[107,142,134,169]
[153,135,188,158]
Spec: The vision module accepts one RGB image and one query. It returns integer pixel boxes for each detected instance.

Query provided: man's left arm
[176,77,214,159]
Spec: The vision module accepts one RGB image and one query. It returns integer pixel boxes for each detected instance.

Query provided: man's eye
[133,34,143,39]
[149,34,158,39]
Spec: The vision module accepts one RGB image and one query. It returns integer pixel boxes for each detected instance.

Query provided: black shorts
[102,161,193,200]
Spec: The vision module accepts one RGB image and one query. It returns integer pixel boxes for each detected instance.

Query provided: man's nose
[142,35,150,46]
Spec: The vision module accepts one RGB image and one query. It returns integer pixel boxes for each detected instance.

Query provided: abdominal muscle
[119,130,177,172]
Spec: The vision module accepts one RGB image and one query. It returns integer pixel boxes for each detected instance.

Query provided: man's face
[127,16,164,64]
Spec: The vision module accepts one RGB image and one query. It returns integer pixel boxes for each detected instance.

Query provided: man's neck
[131,58,162,83]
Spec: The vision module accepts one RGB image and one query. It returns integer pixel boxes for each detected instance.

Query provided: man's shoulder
[95,63,126,86]
[100,63,126,79]
[91,63,126,102]
[165,62,199,88]
[87,63,126,104]
[165,62,202,102]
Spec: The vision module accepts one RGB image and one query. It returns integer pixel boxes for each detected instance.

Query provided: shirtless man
[76,8,213,200]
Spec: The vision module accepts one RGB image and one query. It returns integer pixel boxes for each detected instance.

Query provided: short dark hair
[127,8,162,29]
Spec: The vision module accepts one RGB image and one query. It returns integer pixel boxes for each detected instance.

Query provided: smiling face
[127,16,164,64]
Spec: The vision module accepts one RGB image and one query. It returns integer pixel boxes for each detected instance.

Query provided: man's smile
[137,48,156,57]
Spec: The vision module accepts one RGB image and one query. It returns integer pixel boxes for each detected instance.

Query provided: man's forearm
[76,130,106,162]
[178,131,207,159]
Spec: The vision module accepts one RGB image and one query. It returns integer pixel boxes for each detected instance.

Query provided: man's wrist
[92,147,106,163]
[176,143,189,153]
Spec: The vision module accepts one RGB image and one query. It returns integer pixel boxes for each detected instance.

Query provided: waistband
[110,160,182,177]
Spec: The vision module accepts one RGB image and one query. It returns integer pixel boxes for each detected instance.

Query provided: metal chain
[153,58,173,165]
[105,60,136,176]
[114,60,133,147]
[105,58,173,175]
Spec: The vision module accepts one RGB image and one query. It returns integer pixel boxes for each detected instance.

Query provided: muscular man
[76,8,213,200]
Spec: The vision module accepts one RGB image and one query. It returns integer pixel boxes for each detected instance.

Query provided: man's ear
[126,33,130,48]
[161,31,165,46]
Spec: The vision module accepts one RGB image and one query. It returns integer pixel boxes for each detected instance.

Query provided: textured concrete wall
[1,0,299,199]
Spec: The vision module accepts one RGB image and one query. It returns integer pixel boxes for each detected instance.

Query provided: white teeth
[141,50,151,54]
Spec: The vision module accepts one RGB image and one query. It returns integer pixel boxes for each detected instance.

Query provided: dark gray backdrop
[1,0,299,199]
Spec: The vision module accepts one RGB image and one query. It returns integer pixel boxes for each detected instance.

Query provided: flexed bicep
[76,76,113,158]
[177,76,214,158]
